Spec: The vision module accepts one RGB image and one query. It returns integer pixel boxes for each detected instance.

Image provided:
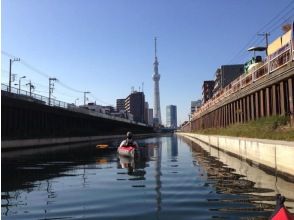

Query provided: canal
[2,134,294,220]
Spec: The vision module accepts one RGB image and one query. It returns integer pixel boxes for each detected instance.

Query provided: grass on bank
[194,115,294,141]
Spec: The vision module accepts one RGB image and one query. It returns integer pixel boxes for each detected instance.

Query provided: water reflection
[181,135,294,212]
[155,138,162,215]
[166,135,178,158]
[2,135,294,220]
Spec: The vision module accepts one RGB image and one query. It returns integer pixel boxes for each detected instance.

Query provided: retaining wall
[178,133,294,181]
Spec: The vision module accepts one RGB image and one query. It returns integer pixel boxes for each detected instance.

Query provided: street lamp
[9,58,20,92]
[18,76,26,94]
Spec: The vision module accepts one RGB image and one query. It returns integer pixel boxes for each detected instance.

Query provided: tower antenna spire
[154,37,157,58]
[152,36,161,125]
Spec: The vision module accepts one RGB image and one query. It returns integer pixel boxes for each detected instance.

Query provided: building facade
[148,108,153,126]
[125,91,145,123]
[166,105,177,129]
[202,81,215,103]
[116,99,125,112]
[213,64,244,95]
[191,100,202,114]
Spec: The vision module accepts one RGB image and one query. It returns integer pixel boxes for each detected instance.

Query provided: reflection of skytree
[154,138,162,216]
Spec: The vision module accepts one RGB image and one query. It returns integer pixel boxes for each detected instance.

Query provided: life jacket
[123,139,136,148]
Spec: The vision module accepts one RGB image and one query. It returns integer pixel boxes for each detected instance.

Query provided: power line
[1,50,16,59]
[2,51,84,93]
[89,93,113,106]
[256,1,294,33]
[1,51,113,106]
[268,13,294,33]
[227,1,294,64]
[56,80,84,93]
[20,60,51,78]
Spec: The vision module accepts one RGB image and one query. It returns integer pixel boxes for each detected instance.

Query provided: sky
[1,0,294,125]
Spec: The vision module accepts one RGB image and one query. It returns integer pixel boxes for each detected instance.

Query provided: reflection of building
[213,65,244,95]
[202,81,215,103]
[167,136,178,157]
[166,105,177,129]
[125,91,145,123]
[191,100,202,114]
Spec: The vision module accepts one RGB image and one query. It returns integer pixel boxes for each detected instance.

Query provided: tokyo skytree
[152,37,161,125]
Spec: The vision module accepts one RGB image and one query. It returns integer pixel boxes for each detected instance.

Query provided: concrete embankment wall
[177,132,294,181]
[1,133,158,151]
[2,92,154,141]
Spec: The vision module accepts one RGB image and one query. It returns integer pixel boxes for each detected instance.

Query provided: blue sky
[1,0,294,125]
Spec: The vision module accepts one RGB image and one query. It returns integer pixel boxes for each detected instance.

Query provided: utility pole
[9,58,20,92]
[84,91,90,106]
[258,32,270,55]
[49,78,57,106]
[26,81,35,96]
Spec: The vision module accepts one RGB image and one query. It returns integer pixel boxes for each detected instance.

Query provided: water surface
[2,135,294,220]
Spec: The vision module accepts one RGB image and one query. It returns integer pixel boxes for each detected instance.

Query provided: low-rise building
[191,100,202,114]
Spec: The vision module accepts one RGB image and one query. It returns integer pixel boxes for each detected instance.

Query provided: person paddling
[119,132,139,149]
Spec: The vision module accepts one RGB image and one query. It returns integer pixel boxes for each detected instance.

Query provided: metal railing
[1,83,68,108]
[1,83,150,127]
[191,38,294,120]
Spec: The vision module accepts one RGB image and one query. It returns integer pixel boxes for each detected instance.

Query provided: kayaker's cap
[127,132,133,139]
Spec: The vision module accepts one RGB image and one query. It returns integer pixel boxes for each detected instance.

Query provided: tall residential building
[116,99,125,112]
[152,37,162,125]
[191,100,202,114]
[213,64,244,95]
[166,105,177,129]
[148,108,154,126]
[144,102,149,124]
[125,91,145,123]
[202,80,215,103]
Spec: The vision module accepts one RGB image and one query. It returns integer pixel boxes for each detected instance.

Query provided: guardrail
[1,83,150,127]
[191,38,294,120]
[1,83,68,108]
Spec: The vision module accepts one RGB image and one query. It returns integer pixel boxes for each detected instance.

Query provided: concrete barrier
[181,135,294,210]
[177,132,294,181]
[1,133,157,150]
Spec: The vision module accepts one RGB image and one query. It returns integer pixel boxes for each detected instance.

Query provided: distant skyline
[2,0,294,125]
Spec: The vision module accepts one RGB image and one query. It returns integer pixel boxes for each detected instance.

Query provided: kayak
[117,146,136,157]
[271,194,294,220]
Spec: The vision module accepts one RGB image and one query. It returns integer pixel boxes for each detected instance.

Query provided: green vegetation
[194,115,294,141]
